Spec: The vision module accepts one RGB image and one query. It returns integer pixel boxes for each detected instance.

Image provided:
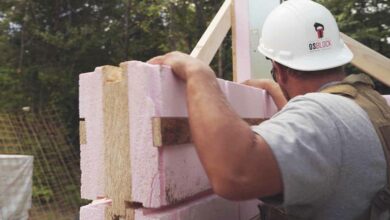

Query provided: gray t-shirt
[252,93,387,220]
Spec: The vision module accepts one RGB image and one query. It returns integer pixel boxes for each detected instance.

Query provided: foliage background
[0,0,388,213]
[0,0,233,142]
[0,0,389,137]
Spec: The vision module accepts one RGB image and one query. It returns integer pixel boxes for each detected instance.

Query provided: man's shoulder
[286,92,364,116]
[270,92,372,132]
[256,93,386,220]
[291,92,353,105]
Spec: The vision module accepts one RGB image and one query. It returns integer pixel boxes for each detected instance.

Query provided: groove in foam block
[134,195,260,220]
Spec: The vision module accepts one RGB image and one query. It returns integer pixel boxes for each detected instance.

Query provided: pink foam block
[264,91,278,117]
[227,81,263,117]
[124,61,210,207]
[384,95,390,106]
[80,199,111,220]
[125,62,162,207]
[226,80,278,118]
[123,61,275,208]
[159,144,209,205]
[79,69,105,200]
[135,195,260,220]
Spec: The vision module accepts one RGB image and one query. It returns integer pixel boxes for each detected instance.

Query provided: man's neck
[288,73,345,98]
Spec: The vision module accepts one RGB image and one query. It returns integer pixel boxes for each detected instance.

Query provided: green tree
[316,0,390,93]
[0,0,228,142]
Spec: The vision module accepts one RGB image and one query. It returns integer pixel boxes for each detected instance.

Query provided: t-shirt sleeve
[252,95,343,206]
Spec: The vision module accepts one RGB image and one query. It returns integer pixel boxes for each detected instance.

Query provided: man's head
[269,60,346,100]
[258,0,353,98]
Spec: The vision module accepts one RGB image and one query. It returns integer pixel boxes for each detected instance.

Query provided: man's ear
[274,62,288,85]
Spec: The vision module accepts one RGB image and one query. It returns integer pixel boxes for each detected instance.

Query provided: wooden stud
[231,0,238,82]
[101,66,133,220]
[152,117,192,147]
[342,33,390,87]
[190,0,232,64]
[152,117,267,147]
[79,118,86,145]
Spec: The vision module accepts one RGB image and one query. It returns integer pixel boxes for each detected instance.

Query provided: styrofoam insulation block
[79,70,105,200]
[124,61,275,207]
[124,62,206,207]
[80,199,112,220]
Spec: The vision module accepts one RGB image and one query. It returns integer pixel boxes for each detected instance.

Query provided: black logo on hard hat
[314,23,325,39]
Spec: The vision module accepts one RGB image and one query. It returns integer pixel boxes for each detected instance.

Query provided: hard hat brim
[258,43,354,72]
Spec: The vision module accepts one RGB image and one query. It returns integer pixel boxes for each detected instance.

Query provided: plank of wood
[341,33,390,87]
[152,117,267,147]
[79,119,86,145]
[231,0,238,82]
[190,0,232,64]
[101,66,133,220]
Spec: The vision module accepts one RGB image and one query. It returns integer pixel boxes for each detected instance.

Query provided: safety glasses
[266,57,276,81]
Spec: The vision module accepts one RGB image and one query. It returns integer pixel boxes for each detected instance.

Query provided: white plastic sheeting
[0,155,33,220]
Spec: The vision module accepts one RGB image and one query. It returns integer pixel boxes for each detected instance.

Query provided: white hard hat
[258,0,353,71]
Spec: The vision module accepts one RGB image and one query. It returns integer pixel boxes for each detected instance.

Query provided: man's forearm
[186,73,258,194]
[148,52,282,200]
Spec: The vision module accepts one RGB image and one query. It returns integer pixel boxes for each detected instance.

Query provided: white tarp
[248,0,281,79]
[234,0,281,82]
[0,155,33,220]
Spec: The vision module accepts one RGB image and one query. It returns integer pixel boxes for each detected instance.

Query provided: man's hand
[242,79,287,110]
[147,51,215,81]
[242,79,275,91]
[148,51,283,200]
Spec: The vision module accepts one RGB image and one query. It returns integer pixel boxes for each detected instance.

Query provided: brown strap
[320,84,358,98]
[371,186,390,219]
[371,125,390,219]
[258,204,288,220]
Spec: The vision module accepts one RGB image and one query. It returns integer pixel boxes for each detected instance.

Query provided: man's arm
[148,52,283,200]
[242,79,287,111]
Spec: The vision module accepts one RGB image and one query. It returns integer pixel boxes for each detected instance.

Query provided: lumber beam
[152,117,267,147]
[101,66,134,220]
[341,33,390,87]
[231,0,238,82]
[190,0,232,64]
[80,118,86,145]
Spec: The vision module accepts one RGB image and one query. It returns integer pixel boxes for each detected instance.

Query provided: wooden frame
[190,0,232,65]
[152,117,267,147]
[342,33,390,87]
[101,66,133,220]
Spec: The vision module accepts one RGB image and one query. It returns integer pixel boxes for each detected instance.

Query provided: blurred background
[0,0,388,219]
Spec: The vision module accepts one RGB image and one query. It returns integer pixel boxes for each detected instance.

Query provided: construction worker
[148,0,390,219]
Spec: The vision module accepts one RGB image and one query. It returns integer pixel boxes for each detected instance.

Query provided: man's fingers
[241,79,261,88]
[241,80,253,86]
[147,55,165,65]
